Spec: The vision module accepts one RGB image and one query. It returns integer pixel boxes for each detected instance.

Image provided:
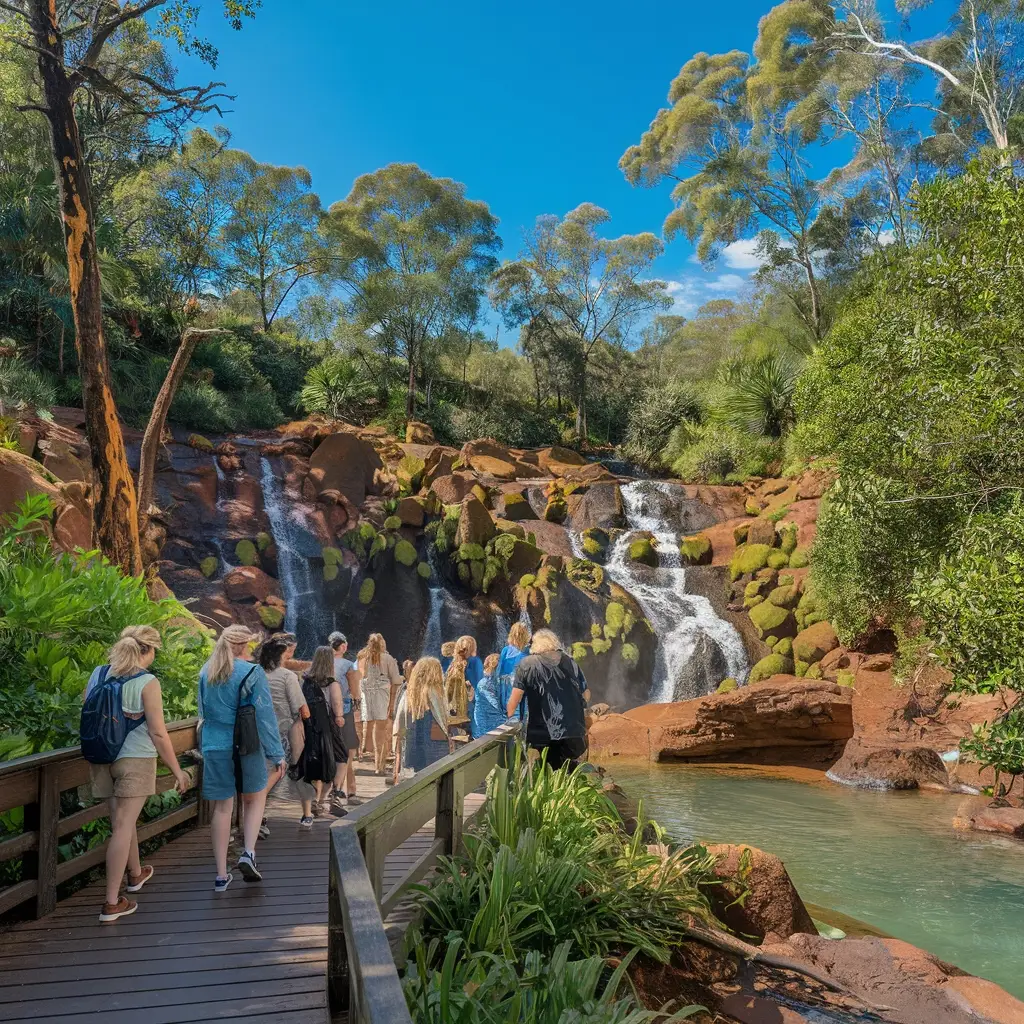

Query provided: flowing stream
[612,763,1024,999]
[575,481,748,702]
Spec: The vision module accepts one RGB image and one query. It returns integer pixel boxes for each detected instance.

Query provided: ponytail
[205,623,256,684]
[107,625,161,677]
[445,651,469,719]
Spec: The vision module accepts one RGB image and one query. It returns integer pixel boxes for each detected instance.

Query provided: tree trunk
[137,328,227,542]
[802,256,823,342]
[406,351,416,418]
[575,362,588,439]
[29,0,141,575]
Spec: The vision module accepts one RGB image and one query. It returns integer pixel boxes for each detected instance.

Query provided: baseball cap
[328,631,347,647]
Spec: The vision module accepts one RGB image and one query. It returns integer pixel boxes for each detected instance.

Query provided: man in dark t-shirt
[507,628,589,770]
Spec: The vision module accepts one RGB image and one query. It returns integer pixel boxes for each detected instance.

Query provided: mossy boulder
[383,515,402,531]
[456,495,496,548]
[396,453,426,494]
[773,637,793,657]
[746,518,778,547]
[789,548,810,569]
[506,539,543,577]
[566,557,604,592]
[394,539,418,566]
[717,678,738,693]
[199,556,218,578]
[792,621,839,665]
[416,561,431,579]
[767,585,799,609]
[544,496,568,523]
[733,522,751,545]
[256,531,273,552]
[494,518,527,538]
[748,652,795,684]
[744,499,762,516]
[621,642,639,666]
[572,642,589,661]
[358,578,375,604]
[766,550,790,569]
[794,659,809,677]
[679,534,712,566]
[470,559,486,590]
[519,573,537,589]
[748,599,797,639]
[187,433,214,452]
[744,579,770,601]
[458,542,486,562]
[605,601,626,637]
[502,492,535,521]
[592,636,612,655]
[778,573,795,587]
[322,546,344,567]
[581,527,610,561]
[777,521,799,555]
[628,537,658,567]
[235,539,257,566]
[729,543,772,580]
[805,662,823,679]
[323,562,339,581]
[257,604,284,629]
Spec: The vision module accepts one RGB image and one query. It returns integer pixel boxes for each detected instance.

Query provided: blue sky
[174,0,943,341]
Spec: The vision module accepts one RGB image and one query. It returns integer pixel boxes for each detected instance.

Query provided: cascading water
[259,457,337,651]
[577,480,748,702]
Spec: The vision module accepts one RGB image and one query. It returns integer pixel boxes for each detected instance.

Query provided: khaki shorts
[90,757,157,799]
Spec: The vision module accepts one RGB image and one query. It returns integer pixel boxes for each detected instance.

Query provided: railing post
[435,766,465,856]
[24,764,60,918]
[327,828,350,1014]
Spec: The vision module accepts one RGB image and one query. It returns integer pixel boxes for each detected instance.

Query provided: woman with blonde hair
[84,626,190,922]
[392,657,451,780]
[198,624,285,892]
[303,645,349,818]
[507,628,589,770]
[357,633,402,776]
[497,620,532,722]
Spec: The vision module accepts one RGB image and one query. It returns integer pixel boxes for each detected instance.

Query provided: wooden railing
[328,723,520,1023]
[0,719,202,918]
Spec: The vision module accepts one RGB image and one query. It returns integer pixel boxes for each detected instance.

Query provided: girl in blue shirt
[472,653,509,736]
[496,621,531,721]
[198,623,285,892]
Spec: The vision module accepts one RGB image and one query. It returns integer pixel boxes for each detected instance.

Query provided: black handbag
[233,666,261,757]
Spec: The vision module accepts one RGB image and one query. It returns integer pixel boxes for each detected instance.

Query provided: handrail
[0,718,202,918]
[328,722,520,1023]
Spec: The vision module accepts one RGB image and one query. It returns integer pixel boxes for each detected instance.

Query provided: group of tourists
[82,614,590,923]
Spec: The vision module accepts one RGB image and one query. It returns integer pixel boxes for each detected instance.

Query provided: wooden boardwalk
[0,764,483,1024]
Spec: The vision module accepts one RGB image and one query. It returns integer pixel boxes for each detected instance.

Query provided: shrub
[620,379,705,471]
[621,642,639,666]
[394,539,418,566]
[299,355,373,420]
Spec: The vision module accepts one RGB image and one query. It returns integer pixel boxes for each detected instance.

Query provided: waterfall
[259,457,337,653]
[578,480,748,703]
[423,585,445,657]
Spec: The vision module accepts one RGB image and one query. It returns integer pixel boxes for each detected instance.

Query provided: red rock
[828,737,949,790]
[958,804,1024,839]
[396,495,424,527]
[430,472,476,506]
[796,468,835,500]
[718,995,810,1024]
[745,517,778,547]
[534,445,587,472]
[40,439,88,483]
[469,454,518,480]
[306,431,383,506]
[223,566,280,604]
[53,503,92,551]
[405,420,435,444]
[261,438,313,458]
[455,495,496,547]
[423,445,458,484]
[706,843,818,943]
[588,679,853,764]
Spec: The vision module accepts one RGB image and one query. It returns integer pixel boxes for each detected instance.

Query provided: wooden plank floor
[0,763,484,1023]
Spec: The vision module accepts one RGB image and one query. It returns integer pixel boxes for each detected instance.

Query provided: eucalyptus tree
[620,52,834,344]
[0,0,261,574]
[327,163,501,419]
[491,203,669,438]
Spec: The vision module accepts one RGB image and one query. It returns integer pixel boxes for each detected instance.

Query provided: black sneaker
[237,850,262,883]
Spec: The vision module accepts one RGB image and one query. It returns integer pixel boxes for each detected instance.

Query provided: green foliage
[257,604,283,629]
[664,421,779,483]
[0,497,209,756]
[199,556,218,578]
[620,642,639,666]
[383,515,402,531]
[718,354,798,439]
[620,379,704,470]
[458,542,486,562]
[0,355,55,418]
[416,561,431,579]
[358,577,375,605]
[299,355,373,420]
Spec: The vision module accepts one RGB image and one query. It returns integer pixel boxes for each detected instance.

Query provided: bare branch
[80,0,170,69]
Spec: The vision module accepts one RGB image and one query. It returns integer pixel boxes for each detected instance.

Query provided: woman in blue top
[472,653,508,736]
[198,623,285,892]
[453,635,483,736]
[497,621,531,721]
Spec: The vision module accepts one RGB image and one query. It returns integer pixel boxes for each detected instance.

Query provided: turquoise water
[610,763,1024,999]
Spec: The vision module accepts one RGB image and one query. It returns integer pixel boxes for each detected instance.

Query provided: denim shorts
[202,749,267,800]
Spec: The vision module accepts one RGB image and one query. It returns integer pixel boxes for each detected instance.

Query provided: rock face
[670,633,729,702]
[0,447,92,552]
[306,431,382,506]
[705,844,818,944]
[223,565,280,604]
[955,802,1024,839]
[587,678,854,764]
[764,933,1024,1024]
[828,737,950,790]
[405,420,434,444]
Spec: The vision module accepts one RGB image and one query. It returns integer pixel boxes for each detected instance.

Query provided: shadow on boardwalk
[0,763,480,1023]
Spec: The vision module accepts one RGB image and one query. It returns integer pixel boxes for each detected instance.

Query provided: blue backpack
[80,666,148,764]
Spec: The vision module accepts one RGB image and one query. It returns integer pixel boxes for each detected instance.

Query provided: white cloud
[664,279,701,316]
[705,273,747,293]
[721,237,764,270]
[876,228,896,246]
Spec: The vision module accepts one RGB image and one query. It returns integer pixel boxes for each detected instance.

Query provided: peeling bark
[27,0,142,575]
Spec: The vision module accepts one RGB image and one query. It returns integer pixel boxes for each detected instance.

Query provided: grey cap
[328,631,347,647]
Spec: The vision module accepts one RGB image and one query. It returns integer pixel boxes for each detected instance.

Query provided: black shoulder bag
[233,666,261,757]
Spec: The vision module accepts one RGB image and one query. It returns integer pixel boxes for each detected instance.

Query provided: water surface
[611,763,1024,998]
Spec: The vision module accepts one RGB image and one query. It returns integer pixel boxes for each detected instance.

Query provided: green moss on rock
[544,497,568,523]
[789,548,810,569]
[748,652,794,684]
[323,562,339,582]
[458,542,486,562]
[235,539,257,566]
[384,515,402,531]
[567,558,604,592]
[729,543,772,580]
[358,578,375,604]
[520,573,537,589]
[717,678,738,693]
[628,537,658,567]
[416,561,431,579]
[792,621,839,664]
[572,642,589,661]
[394,539,417,566]
[794,659,809,677]
[621,642,639,666]
[768,585,799,609]
[806,662,823,679]
[733,522,751,545]
[777,522,799,555]
[257,604,284,629]
[605,601,625,637]
[256,532,273,552]
[188,433,214,452]
[322,546,344,567]
[837,670,855,688]
[199,556,218,578]
[766,550,790,569]
[773,637,793,657]
[592,637,612,655]
[679,534,712,565]
[748,599,796,639]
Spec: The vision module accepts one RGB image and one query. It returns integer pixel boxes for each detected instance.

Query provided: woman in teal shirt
[198,623,285,892]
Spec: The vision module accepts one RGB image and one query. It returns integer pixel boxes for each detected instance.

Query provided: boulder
[506,539,543,577]
[791,621,839,665]
[396,495,425,527]
[534,445,587,473]
[422,445,457,484]
[954,803,1024,839]
[39,439,88,483]
[745,517,778,548]
[405,420,435,444]
[796,468,835,500]
[306,432,383,506]
[456,495,496,548]
[568,481,625,531]
[706,843,817,944]
[54,502,92,550]
[500,490,537,520]
[588,679,854,764]
[828,737,949,790]
[223,565,281,604]
[0,447,92,552]
[430,472,476,506]
[628,536,658,567]
[748,600,797,639]
[679,534,712,566]
[470,454,518,480]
